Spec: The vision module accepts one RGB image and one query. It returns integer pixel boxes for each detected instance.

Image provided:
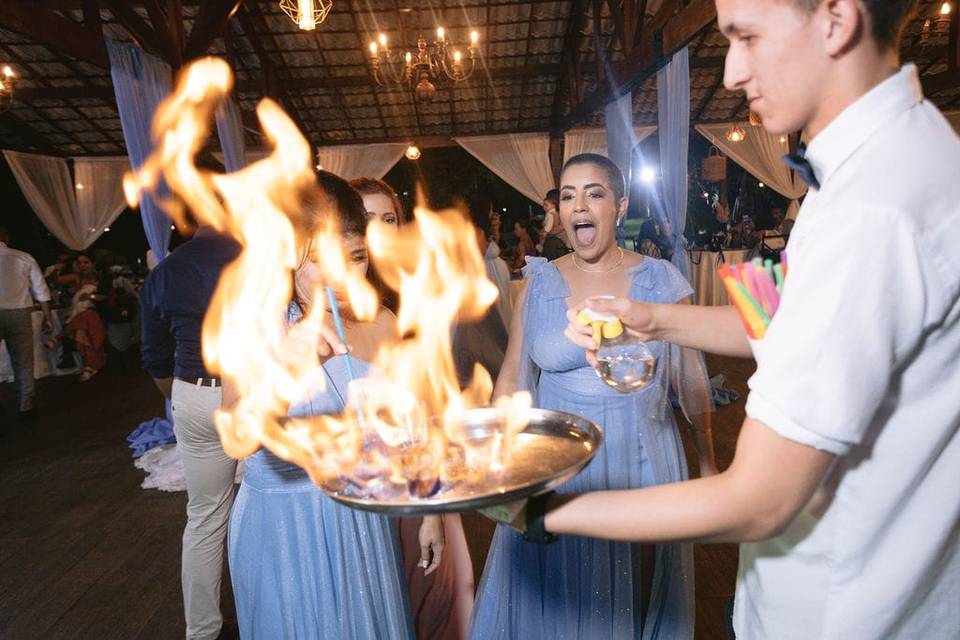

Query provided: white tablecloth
[687,249,751,306]
[0,309,81,383]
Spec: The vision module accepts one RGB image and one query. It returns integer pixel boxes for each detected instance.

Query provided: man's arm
[543,418,835,543]
[566,297,753,359]
[140,274,177,394]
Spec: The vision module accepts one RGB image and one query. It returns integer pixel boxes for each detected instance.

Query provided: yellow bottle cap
[576,308,617,326]
[601,319,624,340]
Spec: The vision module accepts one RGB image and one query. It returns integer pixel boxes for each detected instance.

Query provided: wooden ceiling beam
[183,0,243,61]
[142,0,182,68]
[103,0,167,60]
[0,1,108,68]
[549,0,590,133]
[235,5,312,142]
[562,0,716,130]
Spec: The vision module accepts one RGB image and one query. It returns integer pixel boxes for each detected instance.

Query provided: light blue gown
[470,257,709,640]
[228,355,415,639]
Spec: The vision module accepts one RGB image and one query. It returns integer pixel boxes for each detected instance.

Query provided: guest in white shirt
[497,2,959,638]
[0,227,53,421]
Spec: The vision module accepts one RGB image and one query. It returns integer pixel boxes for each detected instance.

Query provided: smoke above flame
[124,57,530,495]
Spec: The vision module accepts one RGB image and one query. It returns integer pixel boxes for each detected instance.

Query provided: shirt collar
[805,64,923,188]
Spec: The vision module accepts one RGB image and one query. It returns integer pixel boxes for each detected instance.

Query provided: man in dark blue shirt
[140,226,240,640]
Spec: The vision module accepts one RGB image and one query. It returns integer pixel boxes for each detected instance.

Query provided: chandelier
[0,65,15,113]
[368,27,479,103]
[279,0,333,31]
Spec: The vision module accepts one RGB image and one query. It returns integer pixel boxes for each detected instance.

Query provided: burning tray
[321,408,603,515]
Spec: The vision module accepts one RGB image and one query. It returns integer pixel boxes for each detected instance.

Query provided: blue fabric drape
[657,47,691,279]
[605,91,635,248]
[105,39,173,261]
[215,98,247,173]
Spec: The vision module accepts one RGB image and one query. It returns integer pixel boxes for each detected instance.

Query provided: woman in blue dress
[228,171,444,639]
[470,154,715,639]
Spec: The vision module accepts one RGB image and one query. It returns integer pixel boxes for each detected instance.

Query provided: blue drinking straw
[325,286,355,380]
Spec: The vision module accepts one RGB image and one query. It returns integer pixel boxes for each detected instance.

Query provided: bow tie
[783,143,820,191]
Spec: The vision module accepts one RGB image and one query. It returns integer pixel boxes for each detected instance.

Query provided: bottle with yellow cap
[576,308,656,393]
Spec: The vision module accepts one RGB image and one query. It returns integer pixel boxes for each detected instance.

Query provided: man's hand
[565,296,657,366]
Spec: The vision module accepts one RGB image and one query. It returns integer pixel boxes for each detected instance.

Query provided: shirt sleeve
[745,206,948,455]
[139,269,176,379]
[27,257,51,303]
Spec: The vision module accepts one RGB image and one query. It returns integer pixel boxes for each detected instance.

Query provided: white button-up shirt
[0,241,51,310]
[736,65,960,638]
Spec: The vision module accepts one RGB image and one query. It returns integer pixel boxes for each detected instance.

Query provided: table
[687,249,751,306]
[0,309,81,383]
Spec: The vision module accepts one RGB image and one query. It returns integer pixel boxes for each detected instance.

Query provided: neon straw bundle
[718,252,788,340]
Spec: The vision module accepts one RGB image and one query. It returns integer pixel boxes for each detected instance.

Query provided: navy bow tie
[783,143,820,191]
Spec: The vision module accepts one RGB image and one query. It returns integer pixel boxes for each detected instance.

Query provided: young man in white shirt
[0,226,53,423]
[495,1,959,638]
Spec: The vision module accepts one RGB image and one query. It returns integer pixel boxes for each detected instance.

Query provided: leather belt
[176,376,221,388]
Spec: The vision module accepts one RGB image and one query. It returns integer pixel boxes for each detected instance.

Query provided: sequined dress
[228,355,415,639]
[469,256,710,640]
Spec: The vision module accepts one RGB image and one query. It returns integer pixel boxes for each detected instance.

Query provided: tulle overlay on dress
[227,357,415,639]
[469,256,707,640]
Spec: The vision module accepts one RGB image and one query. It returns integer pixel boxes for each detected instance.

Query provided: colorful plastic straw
[325,286,356,380]
[718,251,789,340]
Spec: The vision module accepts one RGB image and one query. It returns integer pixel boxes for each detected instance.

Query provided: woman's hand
[564,296,658,364]
[418,515,445,576]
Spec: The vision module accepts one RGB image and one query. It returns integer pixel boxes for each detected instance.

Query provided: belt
[175,376,221,388]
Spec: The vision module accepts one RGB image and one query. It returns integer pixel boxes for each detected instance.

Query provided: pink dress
[397,515,475,640]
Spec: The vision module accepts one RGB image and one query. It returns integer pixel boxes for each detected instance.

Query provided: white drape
[604,92,636,185]
[455,133,555,204]
[2,151,129,250]
[695,122,808,220]
[315,143,407,180]
[658,47,692,278]
[563,126,657,164]
[945,111,960,135]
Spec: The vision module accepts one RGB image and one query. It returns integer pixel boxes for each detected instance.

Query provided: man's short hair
[792,0,917,50]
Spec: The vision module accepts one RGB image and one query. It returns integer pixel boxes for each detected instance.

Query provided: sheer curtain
[3,151,128,250]
[604,92,636,185]
[315,143,407,180]
[215,98,247,173]
[563,126,657,164]
[696,123,808,220]
[106,38,173,260]
[658,46,691,278]
[455,133,554,203]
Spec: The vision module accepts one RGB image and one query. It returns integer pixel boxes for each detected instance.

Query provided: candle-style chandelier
[368,26,479,104]
[0,65,15,113]
[279,0,333,31]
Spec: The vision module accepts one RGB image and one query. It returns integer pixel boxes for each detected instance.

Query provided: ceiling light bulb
[940,2,951,15]
[405,51,412,63]
[378,33,388,47]
[297,0,316,31]
[75,183,84,190]
[2,66,13,78]
[453,51,462,63]
[405,145,421,160]
[436,27,445,40]
[369,42,378,55]
[470,31,479,44]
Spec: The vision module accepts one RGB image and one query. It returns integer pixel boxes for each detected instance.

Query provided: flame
[125,58,530,497]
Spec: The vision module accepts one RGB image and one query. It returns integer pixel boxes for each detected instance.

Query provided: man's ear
[821,0,865,57]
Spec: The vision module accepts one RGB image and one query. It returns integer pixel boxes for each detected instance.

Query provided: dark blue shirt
[140,228,241,380]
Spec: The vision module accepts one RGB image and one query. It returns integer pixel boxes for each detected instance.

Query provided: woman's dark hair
[296,170,368,238]
[348,176,406,225]
[638,219,661,242]
[561,153,626,201]
[792,0,917,50]
[467,194,493,237]
[544,189,559,208]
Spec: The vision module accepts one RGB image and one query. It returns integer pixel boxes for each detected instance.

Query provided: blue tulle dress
[228,356,415,639]
[469,256,711,640]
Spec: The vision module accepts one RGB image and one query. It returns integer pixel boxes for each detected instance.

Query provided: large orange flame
[124,58,530,497]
